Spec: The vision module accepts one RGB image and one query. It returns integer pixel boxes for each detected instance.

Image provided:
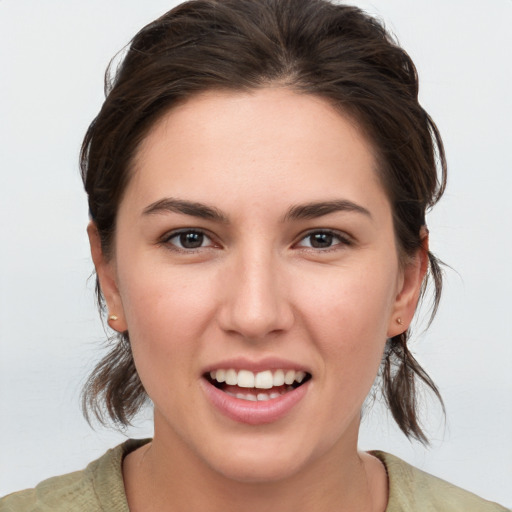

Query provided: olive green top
[1,439,509,511]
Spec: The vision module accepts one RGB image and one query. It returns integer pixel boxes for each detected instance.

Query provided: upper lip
[201,356,312,375]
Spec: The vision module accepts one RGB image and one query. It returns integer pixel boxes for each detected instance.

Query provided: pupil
[180,232,203,248]
[311,233,332,248]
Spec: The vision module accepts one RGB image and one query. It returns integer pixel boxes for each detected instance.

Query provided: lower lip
[201,379,310,425]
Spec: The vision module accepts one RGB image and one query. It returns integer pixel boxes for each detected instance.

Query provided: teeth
[254,370,273,389]
[225,369,237,385]
[237,369,255,388]
[284,370,296,385]
[209,368,308,389]
[273,369,285,386]
[226,391,280,401]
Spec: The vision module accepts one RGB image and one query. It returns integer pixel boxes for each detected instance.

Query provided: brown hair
[81,0,446,443]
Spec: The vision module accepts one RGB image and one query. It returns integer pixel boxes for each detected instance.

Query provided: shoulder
[372,451,510,512]
[0,439,149,512]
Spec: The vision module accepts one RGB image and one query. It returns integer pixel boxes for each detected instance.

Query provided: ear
[87,221,128,332]
[387,229,429,338]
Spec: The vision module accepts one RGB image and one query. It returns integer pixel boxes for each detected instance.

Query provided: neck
[123,420,387,512]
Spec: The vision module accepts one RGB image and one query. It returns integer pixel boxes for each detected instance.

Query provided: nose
[218,250,294,340]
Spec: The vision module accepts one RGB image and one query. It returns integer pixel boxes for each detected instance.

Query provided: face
[90,88,424,483]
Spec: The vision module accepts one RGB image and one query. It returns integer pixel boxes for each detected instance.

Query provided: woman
[1,0,509,510]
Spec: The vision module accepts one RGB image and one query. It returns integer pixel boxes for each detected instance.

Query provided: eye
[296,230,351,250]
[163,229,214,250]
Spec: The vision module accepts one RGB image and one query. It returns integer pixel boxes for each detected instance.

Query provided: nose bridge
[220,243,293,339]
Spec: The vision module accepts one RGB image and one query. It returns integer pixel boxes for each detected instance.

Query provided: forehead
[124,88,387,218]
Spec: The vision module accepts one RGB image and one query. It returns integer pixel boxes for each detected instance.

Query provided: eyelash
[294,229,353,252]
[160,229,217,252]
[160,228,352,253]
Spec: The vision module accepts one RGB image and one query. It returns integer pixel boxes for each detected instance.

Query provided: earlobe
[87,222,128,332]
[387,230,429,338]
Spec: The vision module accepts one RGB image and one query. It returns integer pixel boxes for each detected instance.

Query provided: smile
[205,369,311,402]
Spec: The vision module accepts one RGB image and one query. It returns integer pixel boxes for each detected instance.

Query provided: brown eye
[179,231,204,248]
[309,232,334,248]
[165,230,212,250]
[296,230,351,250]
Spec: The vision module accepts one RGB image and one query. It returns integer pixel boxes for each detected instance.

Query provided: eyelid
[159,227,219,251]
[157,227,352,252]
[294,228,353,250]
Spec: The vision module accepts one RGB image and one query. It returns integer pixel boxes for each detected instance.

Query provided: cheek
[119,256,216,333]
[115,259,221,391]
[296,264,397,379]
[299,264,397,336]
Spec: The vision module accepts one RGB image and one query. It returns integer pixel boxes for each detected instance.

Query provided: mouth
[204,368,312,402]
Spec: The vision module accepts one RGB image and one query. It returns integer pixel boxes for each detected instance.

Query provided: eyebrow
[284,200,372,221]
[142,197,371,223]
[142,198,228,223]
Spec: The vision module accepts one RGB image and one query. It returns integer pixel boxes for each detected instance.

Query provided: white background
[0,0,511,506]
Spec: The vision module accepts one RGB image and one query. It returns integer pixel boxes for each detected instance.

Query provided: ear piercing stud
[396,317,403,325]
[108,314,119,322]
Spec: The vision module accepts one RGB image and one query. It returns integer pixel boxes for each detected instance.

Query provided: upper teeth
[209,369,306,389]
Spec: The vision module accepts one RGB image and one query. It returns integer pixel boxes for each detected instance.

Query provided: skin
[89,88,427,512]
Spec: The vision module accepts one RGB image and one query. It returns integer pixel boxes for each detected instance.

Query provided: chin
[197,426,336,484]
[208,448,309,484]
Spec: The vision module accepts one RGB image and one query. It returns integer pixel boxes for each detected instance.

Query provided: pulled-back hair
[81,0,446,443]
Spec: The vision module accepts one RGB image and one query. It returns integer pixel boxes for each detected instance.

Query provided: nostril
[217,272,295,339]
